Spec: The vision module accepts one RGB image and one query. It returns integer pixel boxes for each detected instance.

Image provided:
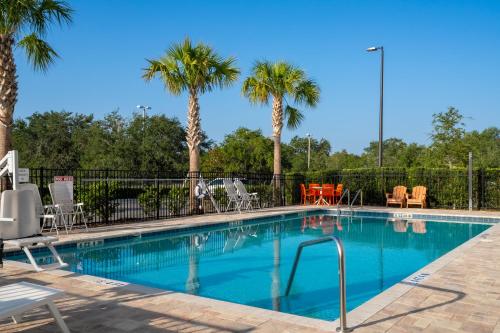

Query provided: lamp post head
[366,46,380,52]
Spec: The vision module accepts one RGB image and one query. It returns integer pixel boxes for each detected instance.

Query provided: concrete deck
[1,206,499,332]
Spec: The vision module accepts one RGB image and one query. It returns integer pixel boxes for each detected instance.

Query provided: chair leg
[46,301,70,333]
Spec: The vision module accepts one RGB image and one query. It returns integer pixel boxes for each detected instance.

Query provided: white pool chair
[234,180,260,210]
[17,184,57,235]
[223,179,242,213]
[0,190,68,272]
[49,183,88,232]
[0,282,70,333]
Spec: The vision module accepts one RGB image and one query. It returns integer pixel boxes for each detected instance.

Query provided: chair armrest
[76,203,84,207]
[386,193,393,199]
[0,217,15,222]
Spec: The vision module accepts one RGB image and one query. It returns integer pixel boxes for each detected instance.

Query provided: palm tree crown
[1,0,73,70]
[242,61,320,178]
[143,38,239,96]
[242,61,320,130]
[0,0,72,159]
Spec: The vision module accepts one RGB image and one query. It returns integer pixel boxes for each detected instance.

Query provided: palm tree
[242,61,320,183]
[143,38,239,210]
[0,0,73,158]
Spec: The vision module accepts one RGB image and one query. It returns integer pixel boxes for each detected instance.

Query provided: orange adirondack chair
[300,184,313,205]
[386,186,407,208]
[406,186,427,208]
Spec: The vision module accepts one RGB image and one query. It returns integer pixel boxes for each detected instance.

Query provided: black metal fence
[298,168,500,210]
[25,169,299,226]
[0,167,498,227]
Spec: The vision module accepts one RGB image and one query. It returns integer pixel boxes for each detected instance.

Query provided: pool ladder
[336,189,363,217]
[285,236,352,332]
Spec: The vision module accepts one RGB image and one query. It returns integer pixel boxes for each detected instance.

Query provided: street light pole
[367,46,384,167]
[306,133,311,170]
[136,105,152,132]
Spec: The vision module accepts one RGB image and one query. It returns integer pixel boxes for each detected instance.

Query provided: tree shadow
[351,281,465,330]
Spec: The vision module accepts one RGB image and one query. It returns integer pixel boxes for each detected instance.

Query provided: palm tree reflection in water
[272,222,281,311]
[186,234,202,294]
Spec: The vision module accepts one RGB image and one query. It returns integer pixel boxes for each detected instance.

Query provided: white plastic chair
[17,184,57,235]
[0,282,70,333]
[223,179,242,213]
[49,183,88,233]
[234,179,261,210]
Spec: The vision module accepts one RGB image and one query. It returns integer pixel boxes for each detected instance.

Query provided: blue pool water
[7,211,491,321]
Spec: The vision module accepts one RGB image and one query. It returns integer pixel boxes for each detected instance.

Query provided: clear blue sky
[15,0,500,154]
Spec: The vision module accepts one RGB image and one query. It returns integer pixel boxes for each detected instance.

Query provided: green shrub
[138,186,161,217]
[165,186,189,215]
[78,181,119,220]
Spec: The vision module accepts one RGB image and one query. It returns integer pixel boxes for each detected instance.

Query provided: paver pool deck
[0,206,499,332]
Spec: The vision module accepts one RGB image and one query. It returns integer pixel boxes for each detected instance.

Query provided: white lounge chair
[49,183,88,232]
[0,190,68,272]
[222,179,242,213]
[17,184,57,235]
[0,282,70,333]
[234,180,261,210]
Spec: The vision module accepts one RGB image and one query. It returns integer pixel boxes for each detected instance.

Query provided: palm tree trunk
[272,97,283,205]
[0,34,18,159]
[187,90,202,212]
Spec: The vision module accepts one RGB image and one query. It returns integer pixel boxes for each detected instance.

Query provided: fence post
[105,169,109,224]
[156,169,160,220]
[478,168,485,210]
[39,167,45,204]
[468,152,472,211]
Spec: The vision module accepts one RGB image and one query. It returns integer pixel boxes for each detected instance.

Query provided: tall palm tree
[242,61,320,179]
[0,0,72,158]
[143,38,239,210]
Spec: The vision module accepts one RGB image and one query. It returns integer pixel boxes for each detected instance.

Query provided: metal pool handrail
[285,236,352,333]
[349,189,363,209]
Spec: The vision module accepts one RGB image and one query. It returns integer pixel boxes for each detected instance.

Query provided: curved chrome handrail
[285,236,352,332]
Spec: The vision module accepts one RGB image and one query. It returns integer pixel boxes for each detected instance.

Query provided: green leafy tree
[0,0,73,158]
[202,127,273,173]
[328,150,364,170]
[242,61,320,178]
[12,111,92,169]
[287,135,331,172]
[429,107,467,168]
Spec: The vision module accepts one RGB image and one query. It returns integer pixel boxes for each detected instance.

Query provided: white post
[468,152,473,211]
[11,150,19,190]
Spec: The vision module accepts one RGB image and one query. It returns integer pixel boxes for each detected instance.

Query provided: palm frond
[28,0,72,35]
[143,37,239,95]
[294,79,320,107]
[284,105,304,129]
[17,33,57,71]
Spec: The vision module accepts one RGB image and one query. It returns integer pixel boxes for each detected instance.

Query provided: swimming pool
[7,210,492,321]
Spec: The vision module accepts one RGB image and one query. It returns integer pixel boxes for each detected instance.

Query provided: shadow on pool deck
[351,282,466,330]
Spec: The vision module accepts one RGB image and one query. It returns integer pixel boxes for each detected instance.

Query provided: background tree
[287,135,331,172]
[429,107,467,168]
[0,0,72,158]
[201,128,273,173]
[12,111,92,169]
[242,61,320,179]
